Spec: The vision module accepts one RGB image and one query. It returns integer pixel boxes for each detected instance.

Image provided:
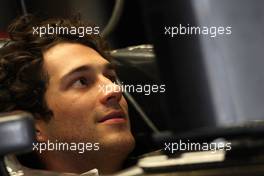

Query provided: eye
[72,77,90,88]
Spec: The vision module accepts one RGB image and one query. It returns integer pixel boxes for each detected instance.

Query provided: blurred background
[0,0,150,48]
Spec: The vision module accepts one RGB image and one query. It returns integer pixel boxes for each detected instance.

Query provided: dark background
[0,0,150,48]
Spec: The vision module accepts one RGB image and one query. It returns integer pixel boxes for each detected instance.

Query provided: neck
[38,150,126,174]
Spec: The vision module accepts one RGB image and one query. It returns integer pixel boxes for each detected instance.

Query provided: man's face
[39,42,135,154]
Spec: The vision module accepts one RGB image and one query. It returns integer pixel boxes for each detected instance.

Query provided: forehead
[43,42,109,79]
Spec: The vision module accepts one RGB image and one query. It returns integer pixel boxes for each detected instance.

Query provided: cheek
[120,96,129,118]
[45,92,98,139]
[46,87,97,120]
[121,96,128,110]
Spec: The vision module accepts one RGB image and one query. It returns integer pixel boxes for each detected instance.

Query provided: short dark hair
[0,15,110,121]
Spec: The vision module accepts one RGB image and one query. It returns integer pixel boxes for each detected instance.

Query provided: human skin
[35,42,135,174]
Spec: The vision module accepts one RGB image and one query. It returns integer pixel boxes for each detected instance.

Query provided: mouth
[98,110,126,124]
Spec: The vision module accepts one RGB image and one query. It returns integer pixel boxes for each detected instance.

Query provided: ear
[35,119,49,143]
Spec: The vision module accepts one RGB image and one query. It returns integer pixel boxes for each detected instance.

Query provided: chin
[100,131,135,154]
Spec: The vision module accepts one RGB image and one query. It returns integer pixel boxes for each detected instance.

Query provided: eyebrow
[105,62,116,70]
[60,62,116,83]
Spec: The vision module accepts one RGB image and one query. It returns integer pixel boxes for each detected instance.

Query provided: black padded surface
[0,111,35,155]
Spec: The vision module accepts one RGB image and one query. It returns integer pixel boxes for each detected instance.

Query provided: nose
[99,76,123,105]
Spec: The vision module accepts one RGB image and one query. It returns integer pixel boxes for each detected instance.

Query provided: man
[0,15,135,175]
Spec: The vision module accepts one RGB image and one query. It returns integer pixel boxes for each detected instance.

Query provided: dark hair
[0,15,110,121]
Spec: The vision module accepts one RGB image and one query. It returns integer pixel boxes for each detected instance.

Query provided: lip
[98,110,126,123]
